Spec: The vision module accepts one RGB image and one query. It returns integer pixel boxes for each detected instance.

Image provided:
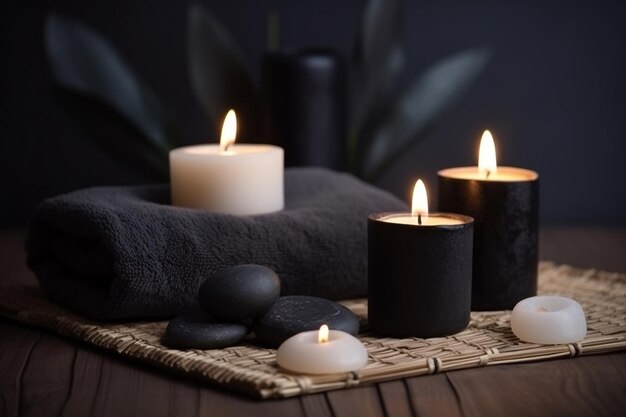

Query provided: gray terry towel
[26,168,408,321]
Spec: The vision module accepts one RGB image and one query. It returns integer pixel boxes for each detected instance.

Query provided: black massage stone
[198,265,281,321]
[252,296,360,348]
[163,314,249,349]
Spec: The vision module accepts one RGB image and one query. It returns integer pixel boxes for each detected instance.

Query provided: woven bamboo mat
[1,262,625,399]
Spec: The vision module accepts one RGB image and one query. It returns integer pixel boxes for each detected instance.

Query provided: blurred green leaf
[188,4,259,140]
[360,48,491,180]
[55,91,170,179]
[350,0,405,139]
[45,14,179,157]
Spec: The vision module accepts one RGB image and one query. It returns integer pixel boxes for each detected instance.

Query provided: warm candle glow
[318,325,329,344]
[411,179,428,225]
[220,109,237,152]
[478,130,497,178]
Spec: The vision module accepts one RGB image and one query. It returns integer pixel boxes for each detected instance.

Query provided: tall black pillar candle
[263,49,347,170]
[368,180,474,337]
[437,132,539,311]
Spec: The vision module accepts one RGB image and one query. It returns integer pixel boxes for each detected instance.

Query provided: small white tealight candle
[276,325,368,374]
[511,296,587,344]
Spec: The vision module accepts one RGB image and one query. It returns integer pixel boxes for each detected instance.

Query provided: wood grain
[58,348,104,416]
[21,334,75,417]
[300,394,334,417]
[405,374,463,417]
[447,355,626,417]
[197,385,303,417]
[326,386,385,417]
[378,380,414,417]
[0,323,41,417]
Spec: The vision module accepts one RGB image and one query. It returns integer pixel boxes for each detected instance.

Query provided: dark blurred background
[1,0,625,227]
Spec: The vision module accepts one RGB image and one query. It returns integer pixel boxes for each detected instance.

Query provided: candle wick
[485,170,491,179]
[418,214,422,225]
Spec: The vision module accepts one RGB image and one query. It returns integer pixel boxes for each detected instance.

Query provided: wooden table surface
[1,227,625,417]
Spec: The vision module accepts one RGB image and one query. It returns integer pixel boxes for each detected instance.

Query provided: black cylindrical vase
[368,213,474,338]
[263,49,347,170]
[438,167,539,311]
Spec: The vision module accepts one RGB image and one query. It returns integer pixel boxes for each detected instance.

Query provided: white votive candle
[169,110,284,215]
[276,325,368,374]
[511,296,587,344]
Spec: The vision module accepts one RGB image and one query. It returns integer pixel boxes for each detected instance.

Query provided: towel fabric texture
[26,168,407,320]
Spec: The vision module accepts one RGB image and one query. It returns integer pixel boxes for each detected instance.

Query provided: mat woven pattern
[1,262,625,399]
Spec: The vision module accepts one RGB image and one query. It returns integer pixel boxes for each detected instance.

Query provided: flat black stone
[198,265,281,321]
[252,296,360,348]
[163,314,249,349]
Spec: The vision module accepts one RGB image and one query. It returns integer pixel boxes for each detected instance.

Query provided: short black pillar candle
[438,167,539,311]
[368,213,474,338]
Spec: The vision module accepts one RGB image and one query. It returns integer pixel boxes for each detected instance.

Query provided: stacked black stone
[164,265,280,349]
[164,264,361,350]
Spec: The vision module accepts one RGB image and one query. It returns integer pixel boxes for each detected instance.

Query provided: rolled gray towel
[26,168,407,320]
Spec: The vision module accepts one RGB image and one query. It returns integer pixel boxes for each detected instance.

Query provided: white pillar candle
[511,296,587,344]
[169,110,284,215]
[276,325,368,374]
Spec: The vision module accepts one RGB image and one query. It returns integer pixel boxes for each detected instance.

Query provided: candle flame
[478,130,497,178]
[411,179,428,224]
[220,109,237,152]
[318,325,329,343]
